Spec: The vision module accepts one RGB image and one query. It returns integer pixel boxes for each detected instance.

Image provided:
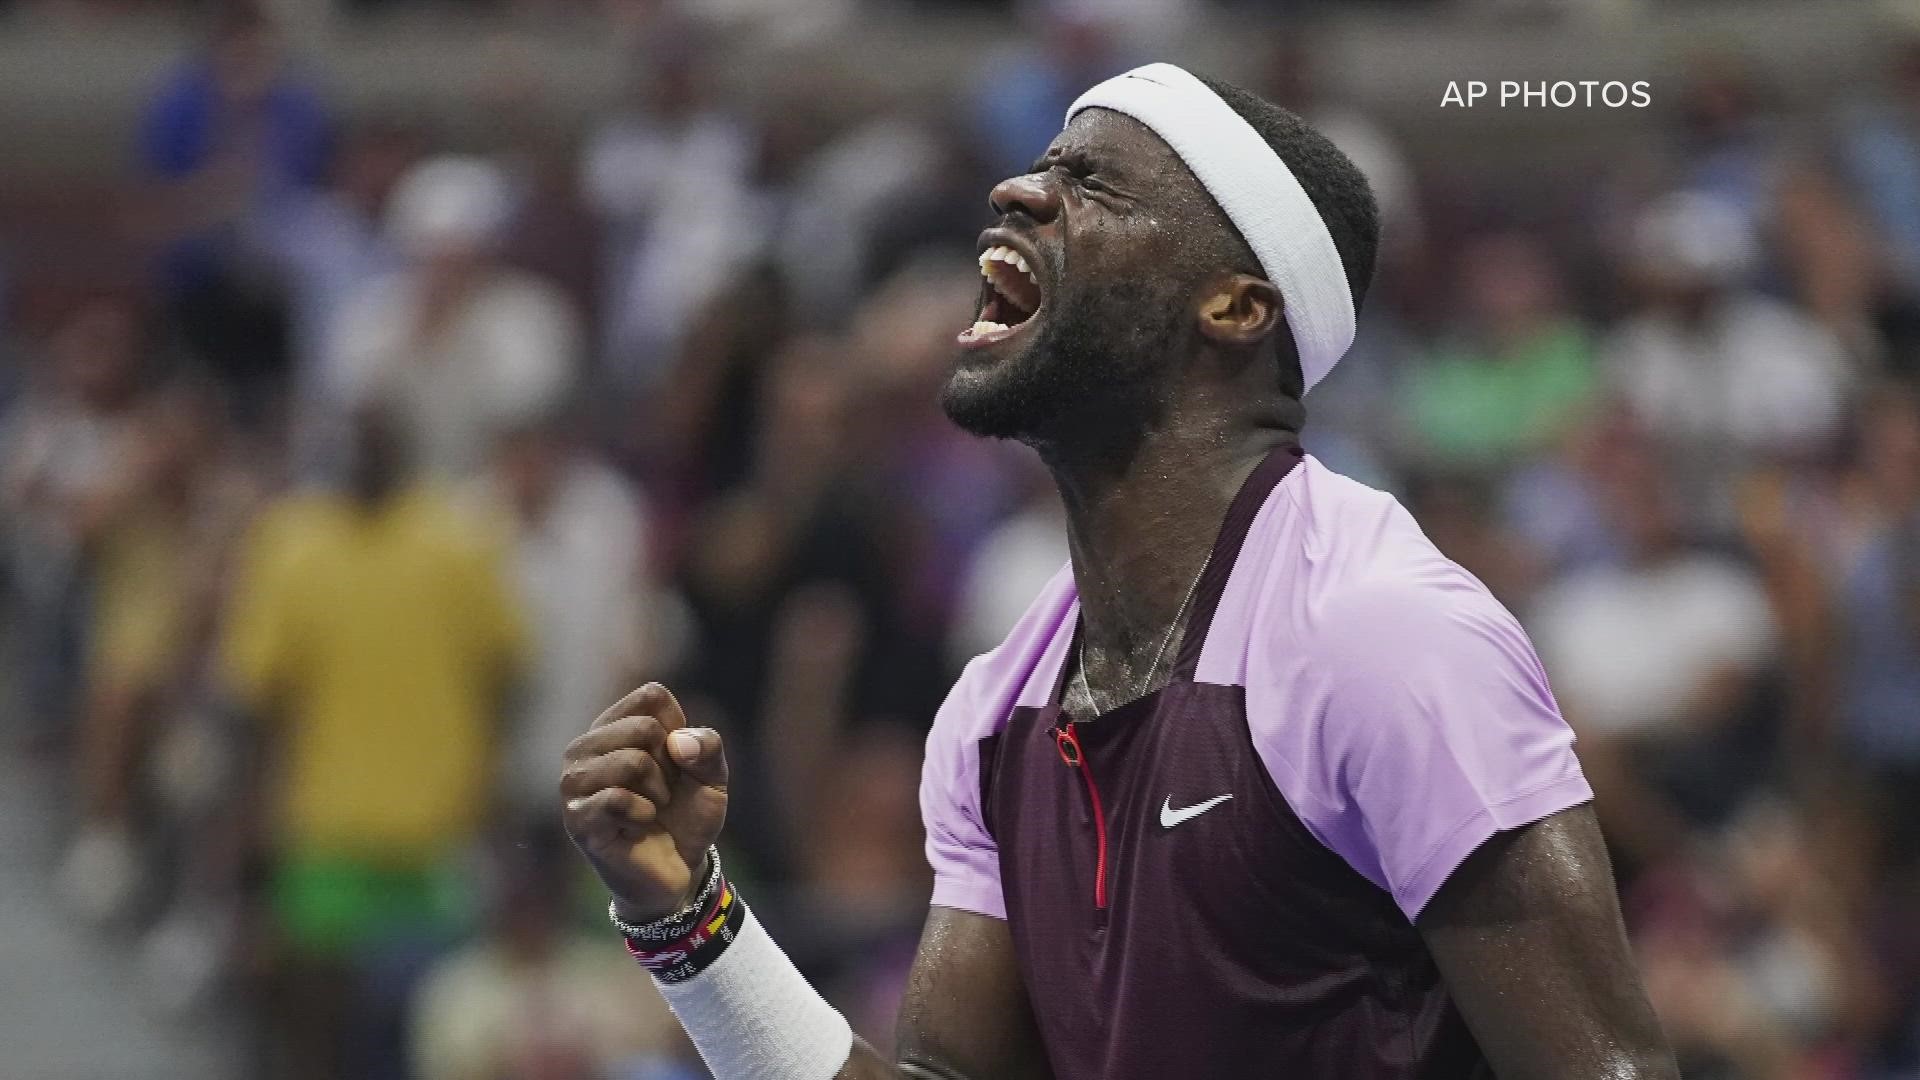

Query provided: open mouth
[958,243,1044,347]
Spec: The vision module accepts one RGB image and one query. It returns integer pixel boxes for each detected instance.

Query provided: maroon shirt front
[920,448,1592,1078]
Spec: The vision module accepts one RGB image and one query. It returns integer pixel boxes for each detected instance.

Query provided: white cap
[1631,191,1758,285]
[386,156,513,257]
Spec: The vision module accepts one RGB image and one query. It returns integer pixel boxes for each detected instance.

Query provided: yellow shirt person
[224,484,526,951]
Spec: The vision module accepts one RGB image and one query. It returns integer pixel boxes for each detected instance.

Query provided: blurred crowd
[3,1,1920,1078]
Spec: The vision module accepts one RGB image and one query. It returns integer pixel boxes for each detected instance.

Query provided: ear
[1195,274,1282,348]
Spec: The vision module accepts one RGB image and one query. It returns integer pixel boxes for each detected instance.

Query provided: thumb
[666,727,729,789]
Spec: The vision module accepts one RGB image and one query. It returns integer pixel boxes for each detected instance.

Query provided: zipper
[1053,721,1109,909]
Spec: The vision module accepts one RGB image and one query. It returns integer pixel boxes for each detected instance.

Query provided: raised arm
[1417,806,1679,1080]
[562,683,1049,1080]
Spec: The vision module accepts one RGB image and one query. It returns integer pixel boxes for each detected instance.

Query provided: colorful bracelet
[611,847,747,984]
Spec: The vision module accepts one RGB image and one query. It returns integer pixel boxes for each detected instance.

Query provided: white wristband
[653,905,854,1080]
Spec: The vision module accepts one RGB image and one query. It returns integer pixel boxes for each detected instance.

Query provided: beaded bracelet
[608,846,723,941]
[609,847,747,984]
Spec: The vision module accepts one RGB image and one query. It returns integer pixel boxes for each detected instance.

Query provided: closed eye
[1026,152,1126,204]
[1028,153,1105,186]
[1052,163,1113,196]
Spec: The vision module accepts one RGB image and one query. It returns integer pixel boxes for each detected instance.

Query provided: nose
[989,171,1061,224]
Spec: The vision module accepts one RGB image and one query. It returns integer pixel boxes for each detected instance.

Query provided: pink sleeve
[920,658,1007,920]
[1290,579,1593,921]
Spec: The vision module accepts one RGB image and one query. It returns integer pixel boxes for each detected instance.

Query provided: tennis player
[562,64,1679,1080]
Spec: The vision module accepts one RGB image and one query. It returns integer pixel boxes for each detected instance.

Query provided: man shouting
[562,64,1678,1080]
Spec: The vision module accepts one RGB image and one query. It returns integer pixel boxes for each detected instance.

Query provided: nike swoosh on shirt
[1160,793,1234,828]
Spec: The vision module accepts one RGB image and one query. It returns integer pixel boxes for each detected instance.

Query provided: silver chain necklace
[1076,550,1214,715]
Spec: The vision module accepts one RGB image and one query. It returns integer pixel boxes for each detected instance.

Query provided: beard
[939,275,1190,448]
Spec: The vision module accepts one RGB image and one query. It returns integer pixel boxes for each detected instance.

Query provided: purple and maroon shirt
[920,448,1593,1079]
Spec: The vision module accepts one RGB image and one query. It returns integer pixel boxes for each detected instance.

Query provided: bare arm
[1417,805,1679,1080]
[831,906,1053,1080]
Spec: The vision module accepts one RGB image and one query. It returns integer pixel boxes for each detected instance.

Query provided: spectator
[1396,232,1599,474]
[842,257,1025,637]
[326,156,582,480]
[469,32,603,321]
[1827,11,1920,374]
[140,0,330,423]
[638,260,791,497]
[581,31,765,390]
[776,116,981,334]
[1498,402,1640,579]
[1830,384,1920,882]
[260,115,420,407]
[1838,14,1920,309]
[410,821,698,1080]
[1605,191,1852,530]
[222,404,526,1080]
[466,412,662,823]
[767,726,930,1050]
[58,383,260,926]
[1667,54,1784,245]
[1635,801,1876,1080]
[1529,436,1779,866]
[675,336,931,875]
[1,296,154,746]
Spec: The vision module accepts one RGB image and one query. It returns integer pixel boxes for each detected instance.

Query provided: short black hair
[1196,76,1379,315]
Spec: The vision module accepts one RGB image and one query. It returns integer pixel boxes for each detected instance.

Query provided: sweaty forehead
[1046,108,1199,196]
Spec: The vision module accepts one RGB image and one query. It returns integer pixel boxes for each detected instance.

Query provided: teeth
[960,319,1012,340]
[978,245,1038,285]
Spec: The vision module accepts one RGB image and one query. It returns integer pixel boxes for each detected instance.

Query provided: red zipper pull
[1055,723,1083,766]
[1053,721,1108,909]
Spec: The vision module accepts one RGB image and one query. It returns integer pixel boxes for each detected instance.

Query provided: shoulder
[1312,573,1536,689]
[1235,457,1561,766]
[1289,520,1569,778]
[1219,459,1589,918]
[1227,456,1453,635]
[1292,460,1539,700]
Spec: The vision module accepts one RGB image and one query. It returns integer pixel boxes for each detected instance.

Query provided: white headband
[1066,63,1356,393]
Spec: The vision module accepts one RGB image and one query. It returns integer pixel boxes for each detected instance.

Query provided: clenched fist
[561,683,729,921]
